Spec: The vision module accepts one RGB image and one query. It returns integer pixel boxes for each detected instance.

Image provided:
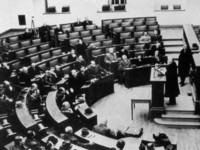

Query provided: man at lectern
[165,57,180,105]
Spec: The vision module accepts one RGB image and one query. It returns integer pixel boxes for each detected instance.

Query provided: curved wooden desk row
[15,89,47,131]
[81,73,115,106]
[46,90,97,129]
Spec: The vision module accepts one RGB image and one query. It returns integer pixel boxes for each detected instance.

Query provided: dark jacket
[165,61,180,97]
[178,49,194,77]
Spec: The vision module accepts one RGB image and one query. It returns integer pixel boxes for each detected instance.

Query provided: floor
[91,27,200,150]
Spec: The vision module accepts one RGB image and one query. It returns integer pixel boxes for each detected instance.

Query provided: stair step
[154,118,200,128]
[163,40,184,47]
[166,54,179,60]
[162,38,183,41]
[162,114,200,122]
[165,46,183,53]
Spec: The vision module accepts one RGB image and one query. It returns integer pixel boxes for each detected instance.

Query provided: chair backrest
[92,29,102,36]
[95,35,106,41]
[32,38,41,45]
[9,36,19,43]
[102,40,113,47]
[148,25,159,31]
[123,45,131,51]
[92,49,103,56]
[74,26,84,32]
[50,29,55,37]
[147,31,154,37]
[38,63,48,71]
[69,32,80,38]
[82,36,93,44]
[135,18,145,22]
[109,23,119,28]
[62,27,72,33]
[61,24,71,29]
[102,20,112,26]
[134,44,145,50]
[124,26,134,32]
[21,40,31,47]
[41,52,51,60]
[113,19,123,24]
[28,47,38,54]
[121,22,131,27]
[91,41,101,47]
[120,32,131,39]
[123,18,134,23]
[113,27,123,33]
[134,31,144,38]
[49,59,59,67]
[30,55,40,63]
[40,44,50,51]
[86,24,96,30]
[70,38,79,46]
[52,49,62,56]
[146,17,156,21]
[9,43,19,50]
[124,38,136,44]
[80,30,91,37]
[11,61,21,70]
[58,34,68,41]
[146,20,157,25]
[133,21,144,26]
[15,50,26,58]
[135,25,147,32]
[61,55,69,64]
[62,66,71,74]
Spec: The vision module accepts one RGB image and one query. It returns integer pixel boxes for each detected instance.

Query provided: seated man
[43,70,57,93]
[28,63,43,80]
[151,30,162,43]
[118,55,132,83]
[24,130,44,150]
[93,120,143,140]
[60,126,94,149]
[134,55,144,67]
[8,135,27,150]
[3,80,17,100]
[139,32,151,44]
[104,48,118,64]
[151,50,165,64]
[28,83,41,108]
[68,49,77,62]
[54,65,64,82]
[87,60,108,79]
[149,43,165,56]
[18,67,31,87]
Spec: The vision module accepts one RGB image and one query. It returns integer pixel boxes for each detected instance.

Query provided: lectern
[150,67,166,118]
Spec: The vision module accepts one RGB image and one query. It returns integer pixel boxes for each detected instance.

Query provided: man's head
[78,38,83,44]
[31,62,36,68]
[65,126,73,134]
[144,32,148,36]
[71,69,77,77]
[71,49,75,55]
[156,43,160,48]
[14,135,24,146]
[122,55,127,60]
[116,140,125,150]
[154,50,159,56]
[183,44,187,50]
[90,60,96,67]
[109,48,114,54]
[80,65,86,72]
[153,30,158,35]
[31,83,38,90]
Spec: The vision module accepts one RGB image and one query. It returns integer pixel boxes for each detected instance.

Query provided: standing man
[165,57,180,105]
[178,44,194,86]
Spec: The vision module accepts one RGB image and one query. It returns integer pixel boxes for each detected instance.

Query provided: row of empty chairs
[102,16,157,27]
[9,43,51,60]
[9,38,42,51]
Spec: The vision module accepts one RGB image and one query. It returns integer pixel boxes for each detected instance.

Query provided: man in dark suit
[151,30,162,43]
[87,60,108,79]
[68,69,82,94]
[68,49,77,62]
[148,42,165,56]
[178,44,195,86]
[82,17,93,29]
[78,66,90,87]
[165,57,180,105]
[73,18,83,27]
[28,63,43,80]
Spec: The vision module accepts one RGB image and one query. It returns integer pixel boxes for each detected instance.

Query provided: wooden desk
[77,102,97,128]
[15,89,37,129]
[81,73,114,106]
[150,67,166,118]
[124,65,152,88]
[75,128,118,149]
[46,91,68,126]
[42,134,87,150]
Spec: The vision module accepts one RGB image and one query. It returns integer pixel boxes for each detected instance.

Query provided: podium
[150,67,166,118]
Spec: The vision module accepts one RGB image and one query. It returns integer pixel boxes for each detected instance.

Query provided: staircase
[154,96,200,128]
